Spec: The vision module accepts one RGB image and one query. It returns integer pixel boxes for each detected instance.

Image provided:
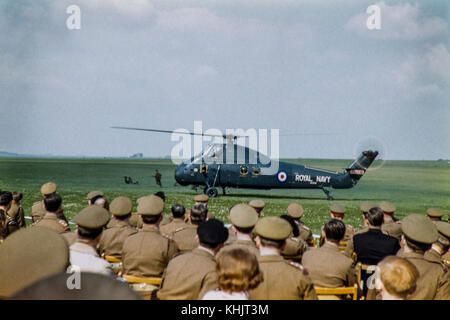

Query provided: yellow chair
[307,238,316,248]
[121,275,163,300]
[315,284,358,300]
[101,254,123,275]
[355,262,377,291]
[102,254,122,263]
[338,240,348,252]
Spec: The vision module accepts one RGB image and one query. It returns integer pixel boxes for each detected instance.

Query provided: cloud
[345,2,447,40]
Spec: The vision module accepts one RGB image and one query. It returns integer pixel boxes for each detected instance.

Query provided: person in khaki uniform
[32,193,70,234]
[159,204,190,238]
[380,201,402,240]
[172,204,207,254]
[302,219,357,288]
[287,203,313,245]
[424,221,450,268]
[218,203,259,258]
[344,201,378,258]
[249,217,317,300]
[280,215,307,262]
[249,199,265,217]
[396,214,449,300]
[129,194,171,229]
[7,191,25,229]
[122,195,179,278]
[98,196,137,258]
[70,205,114,276]
[0,191,13,239]
[0,227,70,299]
[427,208,444,223]
[157,219,229,300]
[31,182,59,223]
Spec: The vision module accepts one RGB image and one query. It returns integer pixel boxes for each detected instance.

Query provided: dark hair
[43,193,62,213]
[404,236,431,253]
[259,237,285,249]
[115,213,131,221]
[190,204,208,224]
[234,226,254,235]
[364,207,384,227]
[171,204,185,218]
[0,191,13,206]
[90,195,104,205]
[324,219,346,242]
[280,214,300,237]
[12,191,23,201]
[142,214,161,225]
[77,226,103,240]
[154,191,165,202]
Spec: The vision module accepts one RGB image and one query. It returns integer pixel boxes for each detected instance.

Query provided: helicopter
[112,126,378,200]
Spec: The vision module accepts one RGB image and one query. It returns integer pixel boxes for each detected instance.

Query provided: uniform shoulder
[284,260,310,277]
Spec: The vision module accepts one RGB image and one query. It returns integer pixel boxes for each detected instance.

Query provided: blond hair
[378,256,419,299]
[217,248,263,293]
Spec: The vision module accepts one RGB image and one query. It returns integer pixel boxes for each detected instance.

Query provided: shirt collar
[197,245,215,257]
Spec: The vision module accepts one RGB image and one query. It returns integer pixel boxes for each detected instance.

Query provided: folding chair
[101,254,123,275]
[121,274,163,300]
[314,284,358,300]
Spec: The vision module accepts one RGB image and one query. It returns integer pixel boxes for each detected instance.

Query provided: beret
[40,182,57,196]
[136,195,164,216]
[0,227,69,298]
[427,208,444,218]
[401,214,438,244]
[330,205,346,215]
[110,196,133,216]
[87,190,104,201]
[254,216,292,241]
[380,201,396,214]
[12,272,141,300]
[73,206,110,229]
[287,203,304,218]
[360,202,378,213]
[194,194,209,203]
[435,221,450,239]
[229,203,258,228]
[197,219,228,246]
[249,199,265,209]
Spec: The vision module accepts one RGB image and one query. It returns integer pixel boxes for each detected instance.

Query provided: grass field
[0,157,449,235]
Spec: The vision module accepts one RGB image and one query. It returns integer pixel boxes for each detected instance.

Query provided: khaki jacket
[382,220,402,240]
[7,203,26,228]
[32,213,70,233]
[157,247,218,300]
[397,250,449,300]
[98,219,137,258]
[159,218,191,238]
[302,243,357,288]
[171,224,198,254]
[250,254,317,300]
[122,225,179,277]
[218,239,260,258]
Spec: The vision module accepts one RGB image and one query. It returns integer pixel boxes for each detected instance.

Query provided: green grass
[1,157,449,234]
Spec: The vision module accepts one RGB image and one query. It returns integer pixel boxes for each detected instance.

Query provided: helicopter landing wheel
[206,187,219,198]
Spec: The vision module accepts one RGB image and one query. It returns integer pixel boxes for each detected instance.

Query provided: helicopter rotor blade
[111,126,247,139]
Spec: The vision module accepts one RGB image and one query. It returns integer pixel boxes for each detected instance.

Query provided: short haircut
[280,215,300,237]
[171,204,186,218]
[190,204,208,224]
[364,207,384,227]
[43,193,62,213]
[77,226,103,240]
[404,235,431,253]
[324,219,346,242]
[12,191,23,201]
[154,191,165,202]
[142,214,161,225]
[217,248,263,293]
[234,225,254,235]
[0,191,13,206]
[259,237,285,250]
[377,256,419,299]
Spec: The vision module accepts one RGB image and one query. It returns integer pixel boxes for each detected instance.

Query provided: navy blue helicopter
[112,126,378,200]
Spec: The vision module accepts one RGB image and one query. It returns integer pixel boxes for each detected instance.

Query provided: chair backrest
[102,254,122,263]
[307,238,316,248]
[355,262,377,291]
[315,284,358,300]
[122,274,163,286]
[338,240,347,252]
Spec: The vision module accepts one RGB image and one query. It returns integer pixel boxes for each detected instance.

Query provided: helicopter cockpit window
[240,165,248,175]
[203,144,223,163]
[252,166,261,176]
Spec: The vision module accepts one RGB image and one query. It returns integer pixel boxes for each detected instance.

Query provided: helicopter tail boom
[346,150,378,181]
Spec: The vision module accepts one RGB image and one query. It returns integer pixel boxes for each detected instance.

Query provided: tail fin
[346,150,378,180]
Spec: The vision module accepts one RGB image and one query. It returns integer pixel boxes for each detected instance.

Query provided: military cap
[87,190,104,201]
[426,208,444,218]
[401,214,438,244]
[254,216,292,241]
[360,201,378,213]
[73,205,110,229]
[136,195,164,216]
[435,221,450,240]
[194,194,209,203]
[249,199,265,209]
[229,203,259,228]
[330,205,346,216]
[12,272,141,300]
[0,227,69,298]
[197,219,228,246]
[287,203,304,218]
[380,201,396,214]
[110,196,133,216]
[40,182,57,196]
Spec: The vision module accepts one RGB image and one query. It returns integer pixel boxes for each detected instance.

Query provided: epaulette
[288,261,309,275]
[58,219,69,228]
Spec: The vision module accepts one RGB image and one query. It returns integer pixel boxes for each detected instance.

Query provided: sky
[0,0,449,160]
